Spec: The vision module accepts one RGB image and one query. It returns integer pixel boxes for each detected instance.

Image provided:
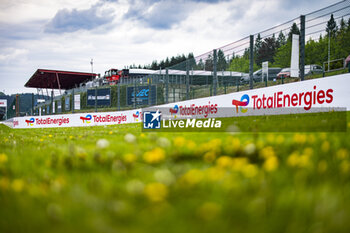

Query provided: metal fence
[4,0,350,118]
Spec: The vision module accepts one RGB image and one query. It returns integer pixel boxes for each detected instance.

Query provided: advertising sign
[127,85,156,106]
[87,88,111,106]
[74,94,81,110]
[57,100,62,113]
[5,73,350,129]
[65,96,70,111]
[0,99,7,107]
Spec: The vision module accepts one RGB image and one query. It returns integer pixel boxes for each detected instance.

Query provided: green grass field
[1,113,350,233]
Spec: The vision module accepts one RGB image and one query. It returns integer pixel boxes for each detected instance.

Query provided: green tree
[205,54,213,71]
[326,14,338,38]
[277,31,286,48]
[217,49,227,71]
[288,23,300,42]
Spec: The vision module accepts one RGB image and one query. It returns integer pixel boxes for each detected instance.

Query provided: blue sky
[0,0,339,94]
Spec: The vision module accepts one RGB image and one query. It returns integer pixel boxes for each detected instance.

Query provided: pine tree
[288,23,300,42]
[277,31,286,48]
[326,14,338,38]
[205,54,213,71]
[217,49,227,71]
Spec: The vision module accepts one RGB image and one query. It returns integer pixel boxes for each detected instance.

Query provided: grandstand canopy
[25,69,98,90]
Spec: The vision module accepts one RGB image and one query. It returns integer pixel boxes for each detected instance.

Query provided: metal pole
[166,68,169,104]
[117,79,120,111]
[134,78,136,109]
[328,32,330,72]
[249,35,254,89]
[186,60,189,100]
[51,90,54,114]
[95,85,97,112]
[213,49,217,96]
[148,75,151,106]
[300,15,305,81]
[32,93,34,116]
[72,89,74,113]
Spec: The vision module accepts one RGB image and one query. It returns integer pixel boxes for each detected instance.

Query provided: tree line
[129,14,350,73]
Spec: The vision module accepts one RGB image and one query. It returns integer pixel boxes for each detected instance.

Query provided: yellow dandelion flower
[204,151,216,163]
[216,156,233,169]
[276,135,285,144]
[232,138,240,149]
[340,161,350,174]
[303,147,314,157]
[124,153,137,164]
[197,202,222,221]
[263,156,279,172]
[40,138,44,142]
[231,157,248,172]
[144,182,168,202]
[48,134,53,138]
[143,147,165,164]
[140,133,146,138]
[287,152,299,167]
[293,133,306,144]
[336,149,348,160]
[186,140,197,151]
[0,153,8,164]
[242,164,258,178]
[69,136,74,140]
[260,146,275,159]
[180,169,204,186]
[12,179,24,192]
[174,136,186,147]
[108,131,113,135]
[267,134,275,143]
[321,141,330,153]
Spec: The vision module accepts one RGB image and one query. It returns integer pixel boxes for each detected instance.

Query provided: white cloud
[0,0,342,94]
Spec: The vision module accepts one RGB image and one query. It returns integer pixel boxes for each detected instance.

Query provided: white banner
[262,61,268,82]
[0,99,7,107]
[6,73,350,129]
[291,34,299,78]
[74,94,81,110]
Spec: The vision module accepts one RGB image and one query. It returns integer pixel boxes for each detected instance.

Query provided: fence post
[117,78,120,111]
[300,15,305,81]
[249,35,254,89]
[72,89,74,114]
[148,75,151,106]
[213,49,217,96]
[32,93,34,116]
[186,60,189,100]
[134,78,137,109]
[95,85,97,112]
[166,68,169,104]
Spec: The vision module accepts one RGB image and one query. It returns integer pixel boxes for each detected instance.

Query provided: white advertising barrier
[158,73,350,119]
[9,109,143,129]
[5,73,350,129]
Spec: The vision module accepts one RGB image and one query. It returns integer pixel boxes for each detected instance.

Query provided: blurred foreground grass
[0,112,350,233]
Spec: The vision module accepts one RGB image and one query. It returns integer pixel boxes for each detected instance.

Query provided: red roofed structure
[25,69,98,90]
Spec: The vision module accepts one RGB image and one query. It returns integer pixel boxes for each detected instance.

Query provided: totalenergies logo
[169,105,179,114]
[133,111,142,121]
[80,114,92,123]
[25,118,35,126]
[232,94,249,113]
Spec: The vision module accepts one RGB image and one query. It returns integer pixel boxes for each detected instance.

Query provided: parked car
[305,64,323,76]
[253,68,282,82]
[277,68,290,79]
